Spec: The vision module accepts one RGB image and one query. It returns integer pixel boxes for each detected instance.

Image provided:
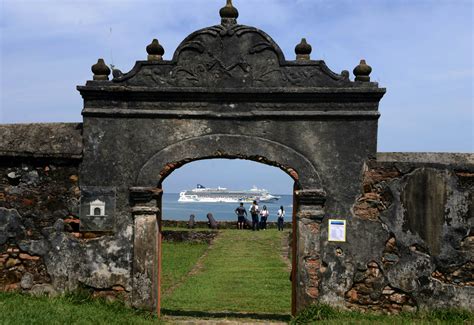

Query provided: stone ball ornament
[146,39,165,61]
[91,58,111,81]
[295,38,312,60]
[353,59,372,82]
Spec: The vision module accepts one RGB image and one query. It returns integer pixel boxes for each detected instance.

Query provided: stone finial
[220,0,238,26]
[341,70,349,80]
[146,39,165,61]
[295,38,312,60]
[91,58,111,81]
[353,59,372,82]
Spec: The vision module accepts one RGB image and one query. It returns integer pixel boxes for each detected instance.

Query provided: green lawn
[161,229,292,317]
[0,292,160,325]
[161,241,208,293]
[290,304,473,325]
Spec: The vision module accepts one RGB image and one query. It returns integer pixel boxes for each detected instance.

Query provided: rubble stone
[20,272,34,289]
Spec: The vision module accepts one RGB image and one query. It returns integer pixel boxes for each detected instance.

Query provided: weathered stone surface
[377,152,474,166]
[162,230,217,244]
[30,283,58,297]
[0,123,83,159]
[20,272,34,289]
[0,208,25,244]
[354,159,474,311]
[132,213,158,310]
[401,168,447,256]
[0,163,81,240]
[19,239,50,256]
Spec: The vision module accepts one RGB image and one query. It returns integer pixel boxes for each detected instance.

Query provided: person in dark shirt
[235,202,247,230]
[277,205,285,231]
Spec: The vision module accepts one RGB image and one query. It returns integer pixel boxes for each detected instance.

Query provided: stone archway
[130,134,327,315]
[137,134,323,189]
[78,0,384,317]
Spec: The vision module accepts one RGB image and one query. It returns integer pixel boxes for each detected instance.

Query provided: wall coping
[0,125,472,166]
[0,123,83,160]
[377,152,474,166]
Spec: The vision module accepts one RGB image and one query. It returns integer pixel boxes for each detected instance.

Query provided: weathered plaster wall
[1,129,472,314]
[0,164,132,300]
[79,115,378,309]
[319,153,473,313]
[0,124,131,300]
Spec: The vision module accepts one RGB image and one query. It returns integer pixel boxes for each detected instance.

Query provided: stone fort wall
[0,123,472,312]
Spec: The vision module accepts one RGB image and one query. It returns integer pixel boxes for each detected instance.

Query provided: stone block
[20,272,34,289]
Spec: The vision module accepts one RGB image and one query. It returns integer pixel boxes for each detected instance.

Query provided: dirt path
[279,230,291,272]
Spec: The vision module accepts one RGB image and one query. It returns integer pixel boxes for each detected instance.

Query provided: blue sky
[1,0,472,194]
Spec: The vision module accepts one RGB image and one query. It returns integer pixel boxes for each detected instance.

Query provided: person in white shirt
[249,200,260,231]
[277,205,285,231]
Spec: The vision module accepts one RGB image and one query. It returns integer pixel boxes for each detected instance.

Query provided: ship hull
[178,196,280,203]
[178,186,280,203]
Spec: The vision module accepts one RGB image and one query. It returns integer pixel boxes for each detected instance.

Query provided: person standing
[259,205,269,230]
[250,200,260,231]
[277,205,285,231]
[235,202,247,230]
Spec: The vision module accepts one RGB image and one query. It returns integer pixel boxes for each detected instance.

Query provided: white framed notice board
[328,219,346,242]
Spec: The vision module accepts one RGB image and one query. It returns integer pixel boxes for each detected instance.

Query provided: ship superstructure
[178,184,280,203]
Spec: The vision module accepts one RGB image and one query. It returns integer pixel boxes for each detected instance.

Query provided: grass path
[161,242,209,294]
[161,229,292,317]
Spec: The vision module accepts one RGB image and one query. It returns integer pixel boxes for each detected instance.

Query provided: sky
[1,0,473,194]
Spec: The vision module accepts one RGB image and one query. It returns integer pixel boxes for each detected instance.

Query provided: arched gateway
[77,1,385,315]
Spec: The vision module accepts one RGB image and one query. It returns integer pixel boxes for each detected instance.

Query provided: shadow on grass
[161,308,291,322]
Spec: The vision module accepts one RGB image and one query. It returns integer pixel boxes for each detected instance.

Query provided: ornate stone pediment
[80,0,384,106]
[113,23,350,88]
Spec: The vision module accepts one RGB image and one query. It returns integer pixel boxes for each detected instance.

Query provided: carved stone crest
[113,24,351,88]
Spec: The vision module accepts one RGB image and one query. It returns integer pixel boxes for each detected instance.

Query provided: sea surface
[162,193,293,221]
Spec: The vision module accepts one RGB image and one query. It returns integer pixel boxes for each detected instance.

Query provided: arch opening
[158,158,298,318]
[136,134,322,191]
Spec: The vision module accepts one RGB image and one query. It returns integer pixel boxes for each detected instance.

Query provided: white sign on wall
[328,219,346,242]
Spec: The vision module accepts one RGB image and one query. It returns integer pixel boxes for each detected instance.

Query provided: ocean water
[162,193,293,221]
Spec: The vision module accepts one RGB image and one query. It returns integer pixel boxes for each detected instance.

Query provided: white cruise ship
[178,184,280,203]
